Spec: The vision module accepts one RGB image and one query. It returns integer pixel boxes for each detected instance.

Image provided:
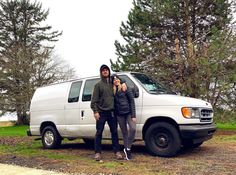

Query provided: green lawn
[0,125,29,136]
[216,123,236,130]
[0,125,82,160]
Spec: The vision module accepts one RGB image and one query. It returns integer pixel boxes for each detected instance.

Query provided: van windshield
[131,73,174,94]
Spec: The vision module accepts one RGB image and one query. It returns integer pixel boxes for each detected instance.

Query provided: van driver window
[82,78,99,101]
[68,81,82,103]
[118,75,135,89]
[119,75,139,98]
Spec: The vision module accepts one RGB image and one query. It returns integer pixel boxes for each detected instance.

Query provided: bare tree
[0,0,76,124]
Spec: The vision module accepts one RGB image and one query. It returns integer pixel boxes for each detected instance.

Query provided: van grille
[200,109,213,122]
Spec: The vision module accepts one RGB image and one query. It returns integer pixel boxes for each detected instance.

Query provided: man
[90,64,123,161]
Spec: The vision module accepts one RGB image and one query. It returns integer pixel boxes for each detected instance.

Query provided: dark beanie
[100,64,110,76]
[100,64,109,72]
[111,74,120,82]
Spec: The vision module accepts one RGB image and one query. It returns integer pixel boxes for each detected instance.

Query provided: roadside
[0,163,70,175]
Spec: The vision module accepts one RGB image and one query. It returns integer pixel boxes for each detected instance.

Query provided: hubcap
[44,131,54,146]
[154,133,169,148]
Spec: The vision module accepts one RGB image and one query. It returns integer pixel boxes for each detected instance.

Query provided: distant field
[0,121,15,127]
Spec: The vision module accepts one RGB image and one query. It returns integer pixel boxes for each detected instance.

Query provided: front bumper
[179,123,216,143]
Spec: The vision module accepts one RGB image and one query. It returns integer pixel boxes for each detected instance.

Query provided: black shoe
[124,148,132,160]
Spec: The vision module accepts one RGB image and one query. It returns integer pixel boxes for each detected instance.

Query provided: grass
[217,135,236,141]
[216,123,236,130]
[0,125,78,160]
[0,125,101,162]
[0,125,29,136]
[0,125,236,175]
[0,124,235,161]
[103,162,121,168]
[0,141,79,160]
[214,110,236,124]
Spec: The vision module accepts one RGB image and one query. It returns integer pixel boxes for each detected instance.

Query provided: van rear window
[68,81,82,103]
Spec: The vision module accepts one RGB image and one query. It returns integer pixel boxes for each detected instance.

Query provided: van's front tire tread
[42,126,62,149]
[145,122,181,157]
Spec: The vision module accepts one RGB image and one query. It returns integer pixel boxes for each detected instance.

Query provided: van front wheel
[145,122,181,157]
[42,126,62,149]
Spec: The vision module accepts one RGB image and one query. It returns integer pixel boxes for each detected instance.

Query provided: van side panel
[30,82,70,135]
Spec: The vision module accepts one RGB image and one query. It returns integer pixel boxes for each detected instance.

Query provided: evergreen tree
[111,0,236,110]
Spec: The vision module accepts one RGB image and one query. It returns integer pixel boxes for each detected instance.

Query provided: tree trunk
[16,104,24,125]
[16,111,24,125]
[185,0,193,59]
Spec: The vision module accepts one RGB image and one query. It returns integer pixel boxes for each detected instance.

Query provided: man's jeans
[95,111,120,153]
[117,114,136,149]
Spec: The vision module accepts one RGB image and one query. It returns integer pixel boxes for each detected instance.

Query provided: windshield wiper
[149,88,171,94]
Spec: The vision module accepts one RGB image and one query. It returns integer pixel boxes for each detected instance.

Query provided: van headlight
[181,107,200,119]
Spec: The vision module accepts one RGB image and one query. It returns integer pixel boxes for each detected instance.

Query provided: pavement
[0,163,70,175]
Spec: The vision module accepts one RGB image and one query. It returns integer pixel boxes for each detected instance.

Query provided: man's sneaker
[124,148,132,160]
[94,153,101,161]
[115,151,123,160]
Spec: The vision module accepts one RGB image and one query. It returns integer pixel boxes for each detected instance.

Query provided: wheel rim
[44,130,54,146]
[153,131,170,148]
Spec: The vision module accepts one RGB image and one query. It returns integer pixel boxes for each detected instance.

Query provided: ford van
[27,72,216,157]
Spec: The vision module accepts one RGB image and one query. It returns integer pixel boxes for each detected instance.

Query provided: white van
[27,72,216,157]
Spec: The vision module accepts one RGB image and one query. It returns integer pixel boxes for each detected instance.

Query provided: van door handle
[81,110,84,117]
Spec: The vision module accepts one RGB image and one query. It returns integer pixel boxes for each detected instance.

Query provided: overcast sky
[36,1,236,78]
[38,0,133,78]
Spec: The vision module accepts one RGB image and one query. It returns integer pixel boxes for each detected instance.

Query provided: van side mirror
[172,91,180,95]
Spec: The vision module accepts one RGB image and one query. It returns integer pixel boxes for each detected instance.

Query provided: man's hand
[131,117,136,123]
[94,112,100,120]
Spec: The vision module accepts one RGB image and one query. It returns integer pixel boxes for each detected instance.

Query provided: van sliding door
[64,81,82,136]
[79,78,99,137]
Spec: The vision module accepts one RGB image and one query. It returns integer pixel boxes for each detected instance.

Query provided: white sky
[36,1,236,78]
[38,0,133,78]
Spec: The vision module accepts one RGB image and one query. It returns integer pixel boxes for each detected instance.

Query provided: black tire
[145,122,181,157]
[42,126,62,149]
[83,138,95,147]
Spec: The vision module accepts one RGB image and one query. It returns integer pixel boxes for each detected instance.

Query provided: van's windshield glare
[131,73,175,95]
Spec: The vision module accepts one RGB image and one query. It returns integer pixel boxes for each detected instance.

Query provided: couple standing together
[90,64,136,161]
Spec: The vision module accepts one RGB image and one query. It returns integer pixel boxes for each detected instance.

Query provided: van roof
[39,71,135,88]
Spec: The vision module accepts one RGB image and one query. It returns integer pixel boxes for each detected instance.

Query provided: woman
[111,74,136,160]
